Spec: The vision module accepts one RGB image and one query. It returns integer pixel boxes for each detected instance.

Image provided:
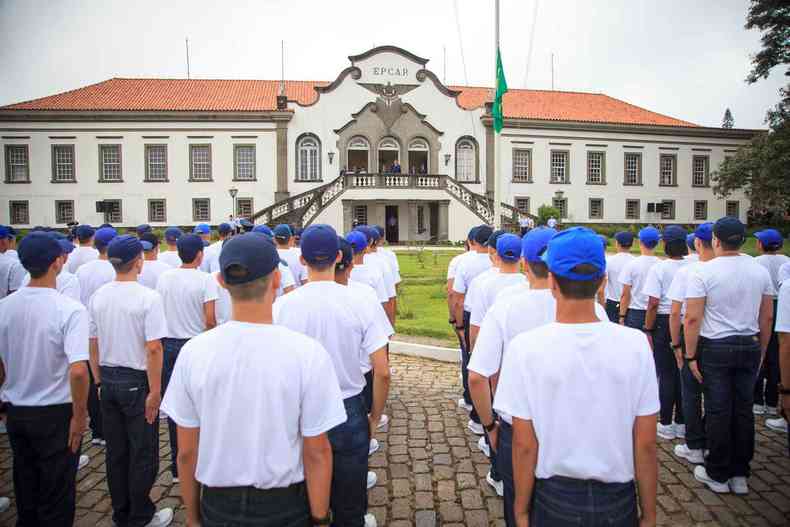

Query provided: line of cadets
[0,220,401,527]
[448,219,789,526]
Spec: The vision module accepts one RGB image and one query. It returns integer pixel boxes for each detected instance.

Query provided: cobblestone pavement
[1,354,790,526]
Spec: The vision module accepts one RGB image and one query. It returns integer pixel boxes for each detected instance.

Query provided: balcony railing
[344,172,446,189]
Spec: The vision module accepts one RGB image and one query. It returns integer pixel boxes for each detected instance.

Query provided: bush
[537,204,561,226]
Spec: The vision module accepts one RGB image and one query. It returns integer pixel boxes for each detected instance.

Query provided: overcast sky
[0,0,784,129]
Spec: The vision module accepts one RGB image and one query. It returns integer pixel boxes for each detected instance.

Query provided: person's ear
[335,250,342,264]
[548,272,560,299]
[271,268,282,294]
[299,255,307,266]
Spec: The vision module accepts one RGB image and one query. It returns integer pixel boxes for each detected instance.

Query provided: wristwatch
[684,356,697,363]
[642,326,654,333]
[484,420,498,432]
[311,513,332,525]
[671,343,682,350]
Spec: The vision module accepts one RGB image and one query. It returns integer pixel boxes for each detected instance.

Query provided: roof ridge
[3,78,118,108]
[111,77,330,83]
[597,93,697,127]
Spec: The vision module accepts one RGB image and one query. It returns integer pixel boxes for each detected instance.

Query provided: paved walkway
[1,354,789,526]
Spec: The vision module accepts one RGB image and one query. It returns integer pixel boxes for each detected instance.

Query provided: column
[438,200,450,242]
[275,121,289,202]
[342,200,353,233]
[407,200,419,241]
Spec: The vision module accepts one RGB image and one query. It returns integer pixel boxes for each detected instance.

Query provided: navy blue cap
[107,235,143,265]
[94,227,118,249]
[5,226,16,238]
[47,231,67,241]
[714,216,746,245]
[694,223,713,242]
[337,237,353,270]
[58,239,76,254]
[239,218,254,230]
[76,224,95,241]
[193,223,211,235]
[638,226,661,246]
[346,231,368,254]
[136,224,152,236]
[373,225,385,238]
[486,229,507,248]
[177,234,205,263]
[522,227,556,262]
[0,226,9,238]
[219,232,280,285]
[354,225,374,244]
[496,234,522,263]
[301,224,340,265]
[543,227,606,281]
[18,233,62,272]
[293,227,304,237]
[252,224,274,237]
[686,234,696,249]
[467,226,479,241]
[662,225,687,243]
[474,225,494,245]
[140,232,159,251]
[99,223,113,229]
[754,229,783,250]
[218,222,233,235]
[368,225,381,241]
[273,224,292,240]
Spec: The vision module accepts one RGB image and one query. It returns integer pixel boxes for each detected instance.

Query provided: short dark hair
[306,260,335,273]
[642,240,658,250]
[27,267,49,279]
[527,261,549,279]
[617,240,633,249]
[697,238,712,249]
[718,236,744,251]
[665,239,688,258]
[178,247,202,264]
[223,270,274,301]
[110,256,139,274]
[553,264,604,300]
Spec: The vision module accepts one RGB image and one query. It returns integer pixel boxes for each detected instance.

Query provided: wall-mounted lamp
[444,153,452,166]
[328,152,335,164]
[554,190,565,200]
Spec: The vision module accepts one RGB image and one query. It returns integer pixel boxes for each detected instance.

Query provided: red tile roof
[1,78,697,127]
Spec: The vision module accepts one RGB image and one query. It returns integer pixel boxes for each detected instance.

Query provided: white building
[0,45,757,242]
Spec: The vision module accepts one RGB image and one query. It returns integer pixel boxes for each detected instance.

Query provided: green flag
[492,48,508,133]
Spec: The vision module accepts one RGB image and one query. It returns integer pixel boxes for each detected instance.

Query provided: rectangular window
[552,198,568,219]
[52,145,76,182]
[192,198,211,222]
[550,151,569,184]
[99,145,122,182]
[145,145,168,181]
[104,200,122,223]
[661,199,676,220]
[587,151,605,184]
[512,149,532,182]
[5,145,30,183]
[659,154,676,186]
[9,200,29,224]
[417,206,425,233]
[726,200,740,218]
[625,199,640,220]
[148,199,167,223]
[693,200,708,221]
[236,197,254,218]
[234,145,256,181]
[589,198,604,219]
[692,155,709,187]
[514,197,530,214]
[55,200,74,224]
[624,153,642,185]
[353,205,368,226]
[190,145,212,181]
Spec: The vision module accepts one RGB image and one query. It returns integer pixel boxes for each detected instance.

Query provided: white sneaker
[486,471,504,497]
[674,423,686,439]
[766,417,789,433]
[657,423,676,440]
[364,513,378,527]
[457,398,472,412]
[369,438,380,456]
[694,465,730,493]
[0,496,10,513]
[674,444,704,464]
[78,454,89,470]
[765,406,778,416]
[366,471,377,489]
[145,508,174,527]
[477,436,490,457]
[753,404,766,415]
[377,414,389,430]
[91,438,106,446]
[729,476,749,495]
[467,420,484,435]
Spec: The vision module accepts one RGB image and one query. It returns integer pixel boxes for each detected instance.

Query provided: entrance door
[385,206,399,243]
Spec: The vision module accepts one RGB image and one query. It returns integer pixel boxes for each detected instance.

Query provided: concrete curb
[390,340,460,363]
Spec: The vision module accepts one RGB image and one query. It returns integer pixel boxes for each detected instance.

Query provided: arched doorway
[407,138,429,174]
[378,137,401,173]
[347,136,370,172]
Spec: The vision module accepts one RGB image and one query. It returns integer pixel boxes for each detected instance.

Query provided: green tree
[744,0,790,84]
[722,108,734,128]
[537,204,561,226]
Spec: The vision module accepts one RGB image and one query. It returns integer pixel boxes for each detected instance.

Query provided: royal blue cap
[240,218,254,229]
[58,239,76,254]
[467,226,479,241]
[496,234,522,263]
[193,223,211,235]
[140,232,159,251]
[346,231,368,254]
[75,224,95,241]
[337,237,353,269]
[293,227,304,237]
[368,225,381,241]
[94,227,118,249]
[107,235,143,265]
[686,233,696,249]
[136,224,152,236]
[662,225,687,243]
[18,233,62,272]
[218,222,233,235]
[0,226,9,239]
[177,234,205,263]
[6,226,16,238]
[355,225,373,244]
[522,227,556,262]
[543,227,606,281]
[372,225,384,238]
[219,232,280,285]
[487,229,507,248]
[99,223,112,229]
[714,216,746,245]
[273,224,292,239]
[164,227,183,243]
[754,229,783,250]
[694,222,713,242]
[638,226,661,246]
[252,224,274,237]
[474,225,494,245]
[301,224,340,265]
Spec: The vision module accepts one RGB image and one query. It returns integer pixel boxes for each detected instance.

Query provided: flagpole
[493,0,502,229]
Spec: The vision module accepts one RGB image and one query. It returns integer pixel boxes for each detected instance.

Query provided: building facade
[0,46,757,241]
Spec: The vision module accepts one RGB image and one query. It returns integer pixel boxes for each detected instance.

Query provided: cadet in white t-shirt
[274,224,307,286]
[346,231,389,305]
[685,233,700,263]
[684,217,775,495]
[779,261,790,287]
[0,233,91,526]
[494,227,659,526]
[753,229,789,416]
[275,224,389,527]
[619,226,661,330]
[88,235,173,527]
[643,226,689,441]
[20,237,82,302]
[161,232,346,527]
[466,229,504,352]
[372,224,402,288]
[65,225,99,273]
[137,232,172,290]
[360,226,397,325]
[158,227,183,268]
[201,222,233,273]
[0,225,25,298]
[447,232,475,393]
[772,281,790,446]
[193,223,213,272]
[156,233,218,481]
[604,231,635,322]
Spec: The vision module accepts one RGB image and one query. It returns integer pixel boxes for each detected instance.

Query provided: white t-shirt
[158,250,182,268]
[453,252,493,310]
[687,255,775,339]
[495,281,531,305]
[274,281,389,398]
[643,259,688,315]
[76,259,116,306]
[685,253,700,263]
[447,251,471,281]
[21,270,81,303]
[278,248,307,286]
[350,263,389,303]
[755,254,790,297]
[494,322,659,482]
[547,218,557,228]
[466,268,498,325]
[0,287,89,406]
[212,272,232,325]
[2,249,18,261]
[202,241,223,273]
[277,263,296,297]
[88,281,168,371]
[65,245,99,274]
[160,321,347,489]
[349,280,394,374]
[666,262,702,318]
[138,259,173,290]
[156,268,219,339]
[779,262,790,287]
[364,251,396,298]
[471,272,528,327]
[776,281,789,333]
[604,253,634,302]
[0,253,26,299]
[379,247,402,284]
[619,255,660,310]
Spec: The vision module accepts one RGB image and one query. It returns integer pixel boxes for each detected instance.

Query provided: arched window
[378,136,401,173]
[455,137,477,182]
[347,136,370,172]
[296,134,321,181]
[408,138,430,174]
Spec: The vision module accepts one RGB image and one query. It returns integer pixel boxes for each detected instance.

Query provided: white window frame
[145,144,168,182]
[189,144,212,181]
[234,145,256,181]
[587,151,605,184]
[52,145,76,182]
[297,135,321,182]
[99,144,122,182]
[550,150,569,184]
[623,152,642,186]
[512,149,532,182]
[455,138,476,182]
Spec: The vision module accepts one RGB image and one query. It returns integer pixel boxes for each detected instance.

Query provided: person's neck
[668,255,684,260]
[555,297,599,323]
[353,256,365,266]
[180,262,200,270]
[334,272,349,286]
[528,276,549,290]
[276,243,289,251]
[80,241,92,248]
[231,299,273,324]
[29,273,57,289]
[167,245,177,252]
[307,267,336,282]
[144,253,157,261]
[115,270,137,282]
[718,249,741,257]
[98,252,108,261]
[698,249,714,262]
[640,247,655,256]
[617,247,631,254]
[474,247,487,254]
[500,263,519,274]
